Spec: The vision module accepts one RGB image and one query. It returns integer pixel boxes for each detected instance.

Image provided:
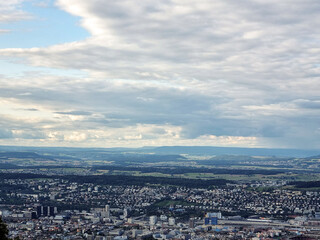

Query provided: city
[1,175,320,239]
[1,0,320,239]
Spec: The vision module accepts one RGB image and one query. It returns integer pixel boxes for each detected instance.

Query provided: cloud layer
[0,0,319,148]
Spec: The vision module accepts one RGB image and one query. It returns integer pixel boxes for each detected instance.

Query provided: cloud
[0,129,13,139]
[0,0,319,148]
[0,29,11,34]
[63,132,87,142]
[22,108,39,111]
[32,0,52,8]
[2,0,318,81]
[12,129,46,139]
[293,99,320,109]
[0,1,31,23]
[55,111,92,116]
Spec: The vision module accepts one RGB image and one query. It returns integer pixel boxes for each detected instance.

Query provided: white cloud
[64,132,87,142]
[0,0,319,148]
[0,29,11,33]
[242,30,263,40]
[0,0,31,22]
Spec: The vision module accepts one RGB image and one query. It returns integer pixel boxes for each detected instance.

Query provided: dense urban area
[1,147,320,239]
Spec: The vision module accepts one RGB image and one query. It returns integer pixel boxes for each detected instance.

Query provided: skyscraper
[105,204,110,218]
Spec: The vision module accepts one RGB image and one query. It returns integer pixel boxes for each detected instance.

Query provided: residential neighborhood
[1,177,320,239]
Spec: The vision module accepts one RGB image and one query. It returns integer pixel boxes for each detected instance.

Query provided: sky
[0,0,319,149]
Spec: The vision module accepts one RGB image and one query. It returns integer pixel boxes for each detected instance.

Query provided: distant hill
[147,146,320,158]
[0,152,42,159]
[305,155,320,160]
[0,145,318,158]
[0,151,55,161]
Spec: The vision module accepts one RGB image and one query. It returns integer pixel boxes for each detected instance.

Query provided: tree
[0,216,9,240]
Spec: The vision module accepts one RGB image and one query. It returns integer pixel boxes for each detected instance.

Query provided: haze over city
[0,0,319,149]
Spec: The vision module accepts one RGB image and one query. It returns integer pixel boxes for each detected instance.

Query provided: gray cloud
[20,108,39,111]
[0,129,13,139]
[0,0,319,148]
[55,111,92,116]
[294,99,320,109]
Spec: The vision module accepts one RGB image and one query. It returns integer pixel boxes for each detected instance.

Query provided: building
[204,217,218,225]
[150,216,157,225]
[168,217,175,226]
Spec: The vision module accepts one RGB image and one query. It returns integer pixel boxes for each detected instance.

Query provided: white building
[168,217,175,226]
[150,215,157,225]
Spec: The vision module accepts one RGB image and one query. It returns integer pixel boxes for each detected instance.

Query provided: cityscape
[1,0,320,239]
[2,173,320,239]
[1,147,320,239]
